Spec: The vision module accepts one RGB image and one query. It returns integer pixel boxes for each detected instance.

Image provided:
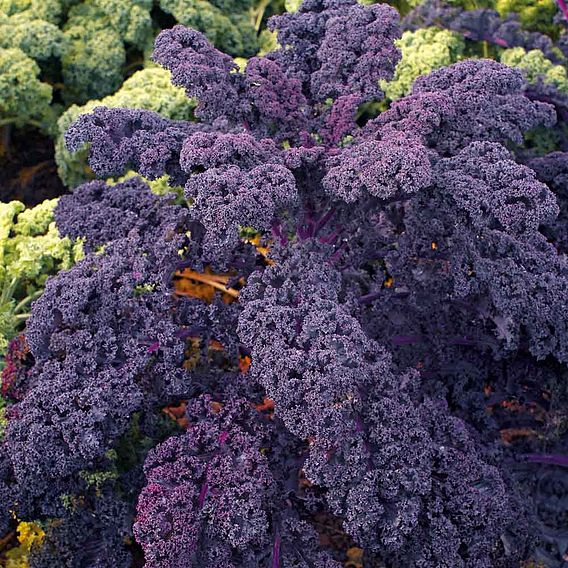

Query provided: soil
[0,126,69,206]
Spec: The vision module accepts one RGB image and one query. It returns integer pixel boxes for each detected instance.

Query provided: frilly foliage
[500,47,568,93]
[0,48,55,134]
[0,0,282,147]
[0,199,83,357]
[3,0,568,565]
[55,67,197,187]
[380,27,464,101]
[4,521,45,568]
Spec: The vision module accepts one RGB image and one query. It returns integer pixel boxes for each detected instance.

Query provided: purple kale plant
[401,1,568,135]
[3,0,568,566]
[403,0,562,63]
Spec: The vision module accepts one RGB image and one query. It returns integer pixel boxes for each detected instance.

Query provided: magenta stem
[557,0,568,21]
[522,453,568,468]
[272,534,281,568]
[197,481,209,509]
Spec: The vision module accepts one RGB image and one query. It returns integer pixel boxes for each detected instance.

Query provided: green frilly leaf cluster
[0,0,282,137]
[159,0,259,57]
[0,47,57,135]
[500,47,568,155]
[500,47,568,93]
[61,0,154,104]
[380,27,465,102]
[0,199,84,357]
